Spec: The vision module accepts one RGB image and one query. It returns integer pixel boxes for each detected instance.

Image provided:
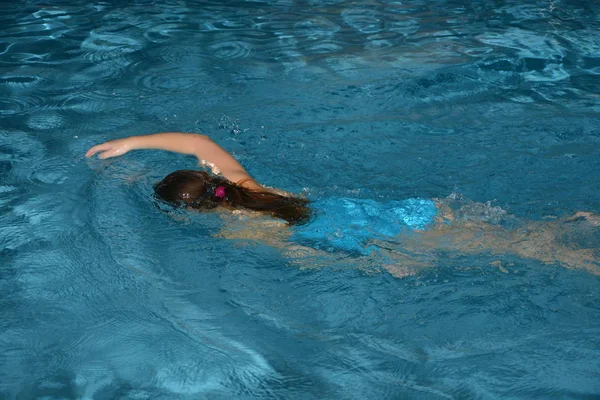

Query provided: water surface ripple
[1,0,600,398]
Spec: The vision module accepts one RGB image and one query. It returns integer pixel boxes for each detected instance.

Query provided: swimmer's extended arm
[85,132,262,189]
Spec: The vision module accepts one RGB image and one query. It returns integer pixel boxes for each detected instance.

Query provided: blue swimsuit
[292,198,438,255]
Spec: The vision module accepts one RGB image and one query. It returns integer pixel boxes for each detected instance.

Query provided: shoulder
[235,177,264,191]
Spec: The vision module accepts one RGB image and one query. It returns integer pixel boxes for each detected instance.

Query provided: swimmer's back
[292,197,437,254]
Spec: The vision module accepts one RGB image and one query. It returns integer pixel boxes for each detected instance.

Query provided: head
[154,170,311,225]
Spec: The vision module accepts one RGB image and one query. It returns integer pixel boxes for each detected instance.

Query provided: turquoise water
[1,0,600,398]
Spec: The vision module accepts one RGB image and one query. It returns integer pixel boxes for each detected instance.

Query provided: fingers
[85,142,112,158]
[98,150,115,160]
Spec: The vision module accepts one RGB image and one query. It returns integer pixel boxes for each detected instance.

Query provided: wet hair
[154,170,311,225]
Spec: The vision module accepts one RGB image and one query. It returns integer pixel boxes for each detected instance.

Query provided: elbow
[189,133,215,155]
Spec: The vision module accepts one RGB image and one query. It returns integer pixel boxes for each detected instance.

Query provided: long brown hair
[154,170,311,225]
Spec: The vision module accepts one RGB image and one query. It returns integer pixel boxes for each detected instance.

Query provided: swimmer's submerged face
[154,170,219,209]
[154,169,312,224]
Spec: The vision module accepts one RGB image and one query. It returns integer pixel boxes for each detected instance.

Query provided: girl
[86,132,312,223]
[86,132,599,275]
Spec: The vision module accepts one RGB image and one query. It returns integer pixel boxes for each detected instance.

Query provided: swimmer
[86,132,599,276]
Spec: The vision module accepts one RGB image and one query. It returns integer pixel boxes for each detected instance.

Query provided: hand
[85,138,136,159]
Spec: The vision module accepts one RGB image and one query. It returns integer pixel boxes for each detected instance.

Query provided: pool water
[1,0,600,398]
